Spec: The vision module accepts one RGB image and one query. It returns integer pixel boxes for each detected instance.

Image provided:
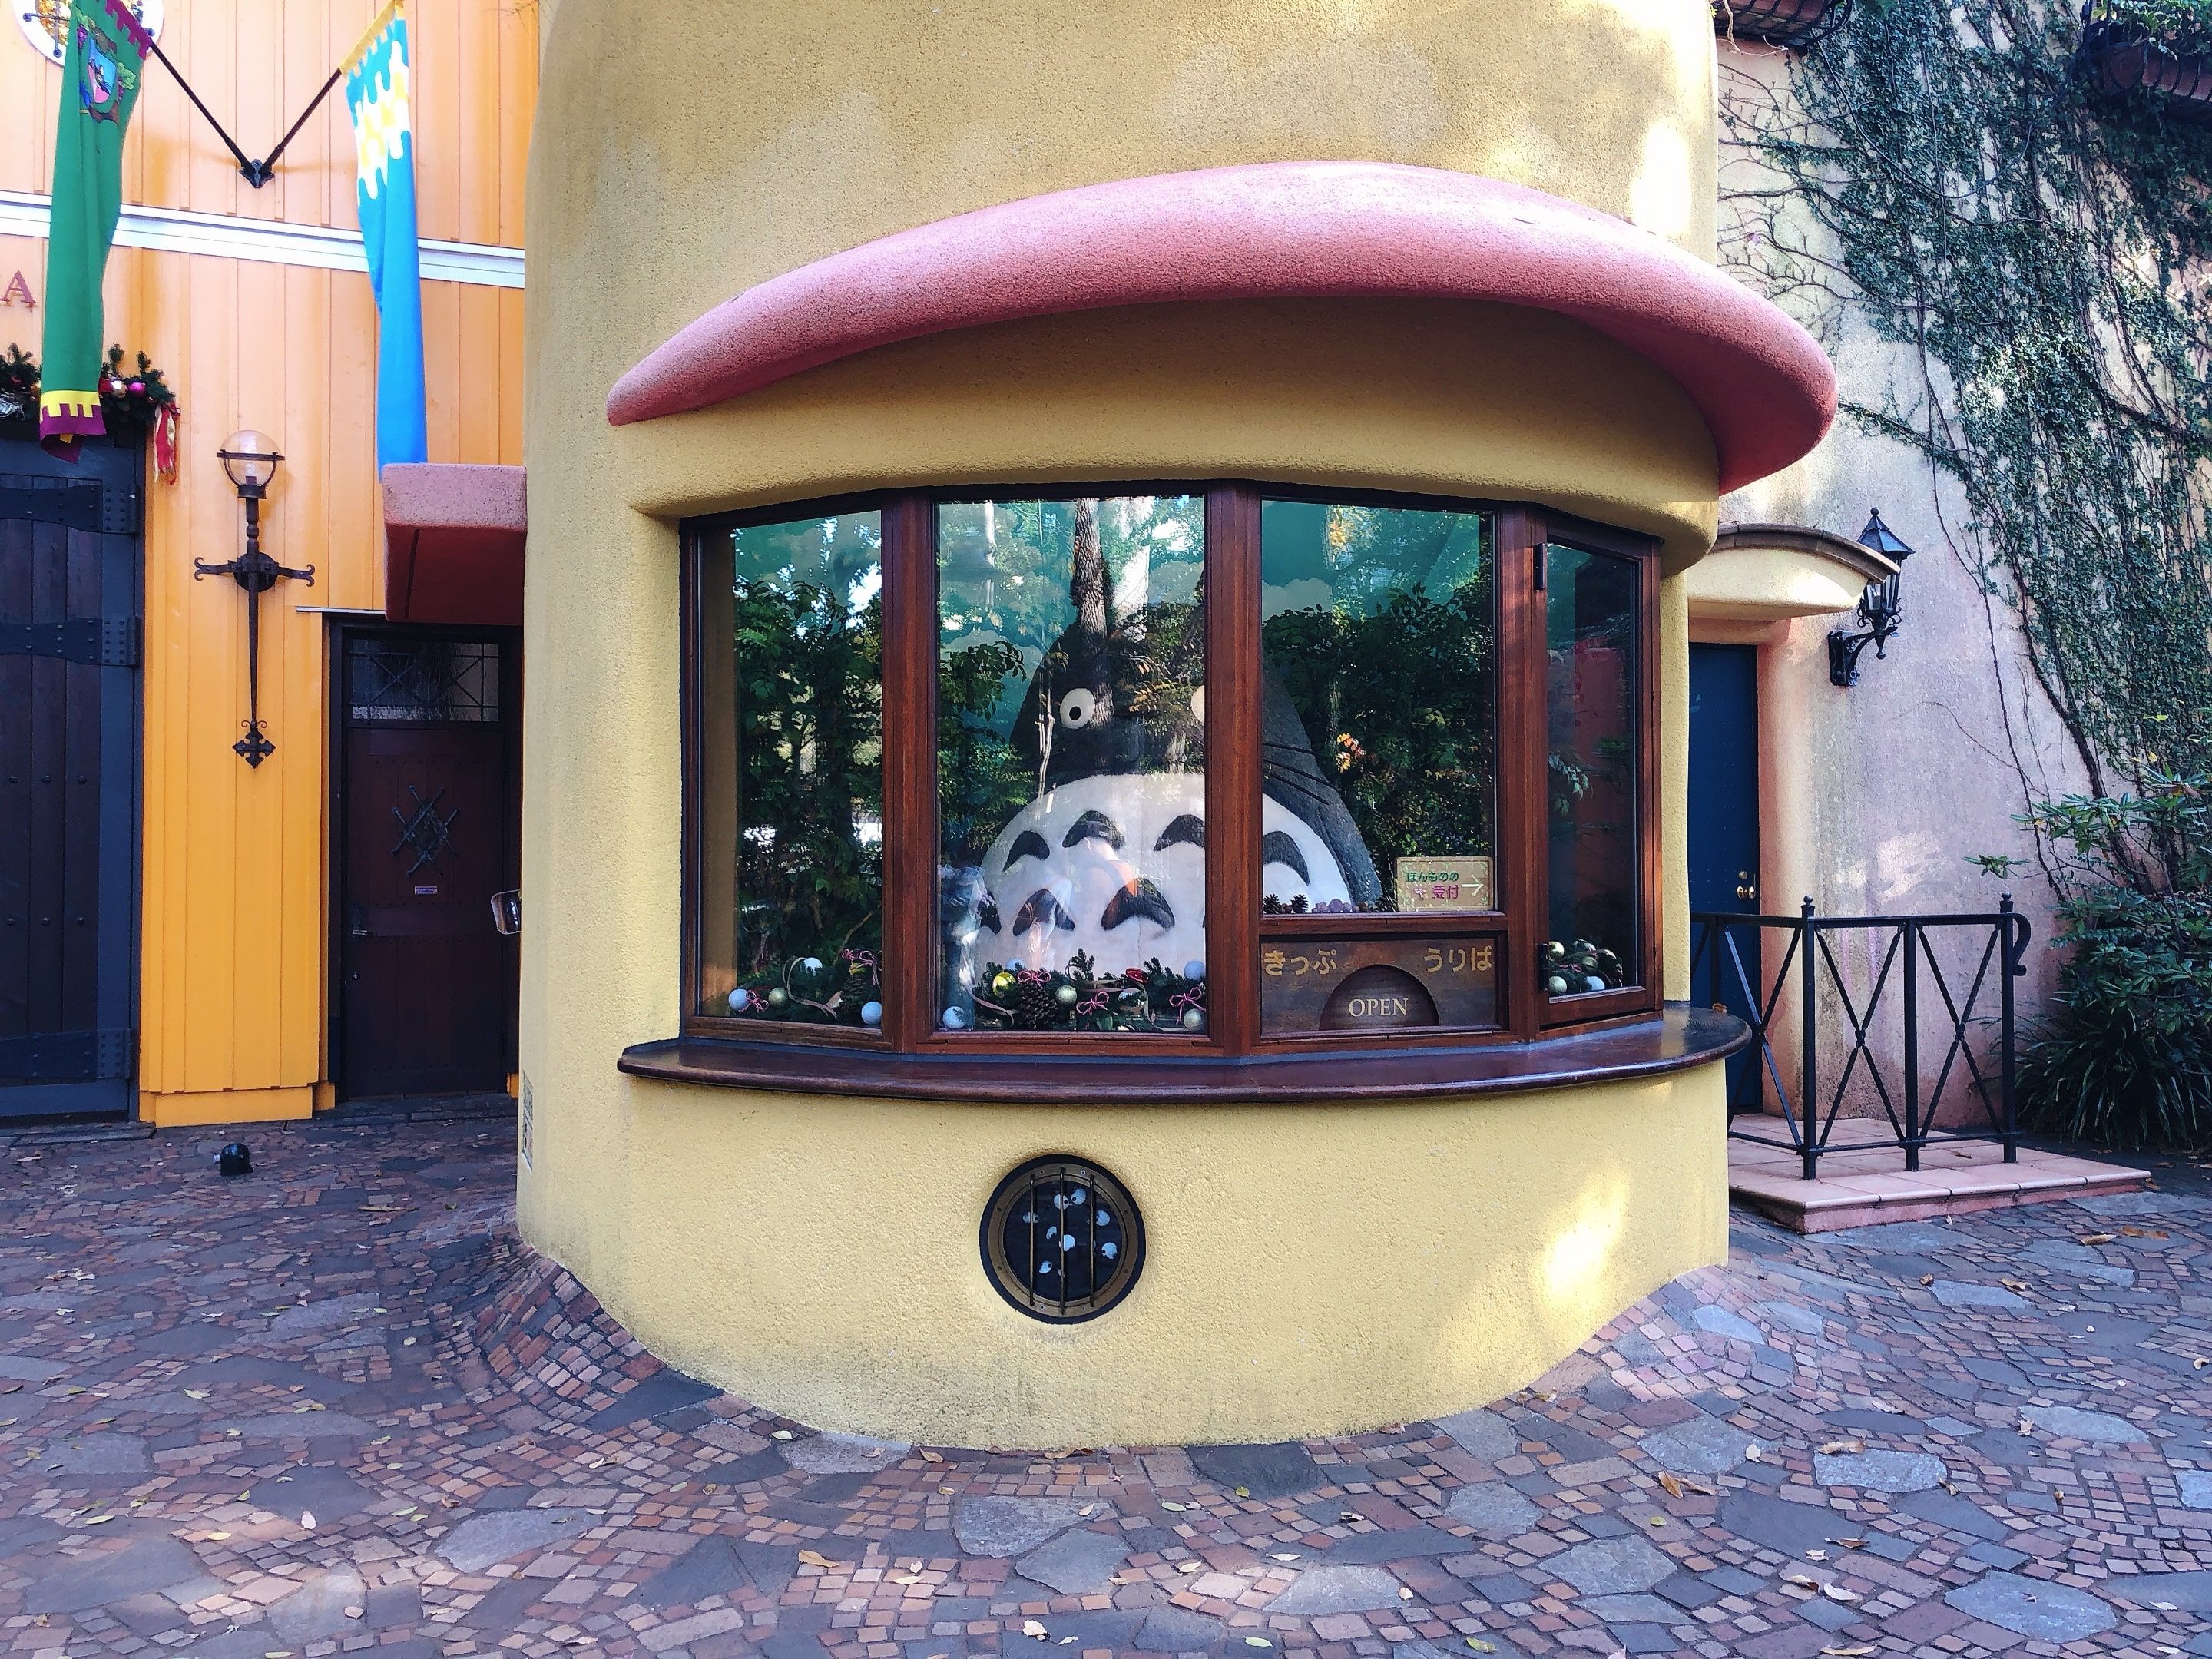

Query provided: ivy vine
[1720,0,2212,890]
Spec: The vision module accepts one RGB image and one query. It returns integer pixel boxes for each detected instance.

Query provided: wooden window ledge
[618,1005,1747,1105]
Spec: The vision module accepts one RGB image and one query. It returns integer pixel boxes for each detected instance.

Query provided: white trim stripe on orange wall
[0,189,523,288]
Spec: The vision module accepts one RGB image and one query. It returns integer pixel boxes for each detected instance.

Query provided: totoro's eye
[1058,687,1098,729]
[1190,686,1207,726]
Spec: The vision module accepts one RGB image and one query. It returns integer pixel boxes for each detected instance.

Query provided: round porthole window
[981,1155,1144,1323]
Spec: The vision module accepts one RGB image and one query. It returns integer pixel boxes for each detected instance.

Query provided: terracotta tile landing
[1727,1121,2149,1233]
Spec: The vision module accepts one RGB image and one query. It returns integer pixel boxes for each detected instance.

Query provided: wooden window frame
[678,483,1661,1058]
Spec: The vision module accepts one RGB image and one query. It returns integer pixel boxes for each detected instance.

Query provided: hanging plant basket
[2080,8,2212,119]
[1713,0,1850,50]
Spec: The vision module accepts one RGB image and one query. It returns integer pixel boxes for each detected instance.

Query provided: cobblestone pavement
[2,1105,2210,1659]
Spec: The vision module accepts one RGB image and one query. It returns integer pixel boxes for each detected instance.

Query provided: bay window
[680,485,1658,1064]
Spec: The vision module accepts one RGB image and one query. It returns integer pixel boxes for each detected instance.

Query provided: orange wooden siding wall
[0,0,533,1124]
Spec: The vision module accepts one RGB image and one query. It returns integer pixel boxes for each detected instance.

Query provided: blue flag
[345,0,426,469]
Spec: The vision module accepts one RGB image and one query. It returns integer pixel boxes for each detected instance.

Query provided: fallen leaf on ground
[1806,1548,1826,1560]
[1177,1561,1202,1573]
[2018,1418,2035,1435]
[1647,1516,1667,1528]
[798,1549,846,1569]
[1658,1472,1684,1498]
[344,1606,363,1618]
[1783,1573,1819,1591]
[1744,1445,1761,1461]
[1821,1647,1876,1656]
[1822,1583,1861,1604]
[184,1389,210,1400]
[1021,1618,1048,1639]
[1270,1552,1300,1561]
[1400,1587,1414,1600]
[1817,1440,1865,1455]
[1940,1480,1960,1495]
[771,1429,793,1439]
[207,1531,230,1540]
[1467,1642,1496,1654]
[918,1449,944,1462]
[2077,1233,2117,1245]
[1235,1485,1250,1498]
[1919,1275,1934,1285]
[1829,1537,1866,1549]
[84,1515,112,1525]
[1159,1500,1186,1512]
[2001,1279,2031,1292]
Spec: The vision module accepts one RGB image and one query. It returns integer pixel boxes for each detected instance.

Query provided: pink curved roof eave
[604,161,1836,495]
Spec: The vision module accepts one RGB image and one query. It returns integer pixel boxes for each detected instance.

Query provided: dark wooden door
[338,632,515,1096]
[1687,642,1760,1108]
[0,437,141,1120]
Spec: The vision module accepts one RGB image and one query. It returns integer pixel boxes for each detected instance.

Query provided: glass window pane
[1545,543,1638,997]
[1258,502,1496,917]
[697,512,886,1031]
[937,495,1207,1034]
[347,637,499,723]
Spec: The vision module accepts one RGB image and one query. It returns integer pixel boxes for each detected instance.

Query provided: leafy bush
[2005,769,2212,1150]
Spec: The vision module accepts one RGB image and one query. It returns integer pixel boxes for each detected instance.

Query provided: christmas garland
[0,343,180,480]
[952,953,1208,1035]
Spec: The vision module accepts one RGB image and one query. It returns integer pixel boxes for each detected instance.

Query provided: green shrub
[2006,770,2212,1151]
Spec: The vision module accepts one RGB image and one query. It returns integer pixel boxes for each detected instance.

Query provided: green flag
[39,0,151,459]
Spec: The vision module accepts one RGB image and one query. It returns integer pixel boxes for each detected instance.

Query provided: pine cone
[1016,979,1058,1028]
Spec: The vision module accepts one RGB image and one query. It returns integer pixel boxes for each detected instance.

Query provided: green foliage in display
[1265,582,1496,863]
[732,575,883,977]
[1260,499,1498,884]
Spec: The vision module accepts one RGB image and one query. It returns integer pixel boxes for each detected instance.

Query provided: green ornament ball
[1546,974,1571,996]
[767,987,790,1008]
[1054,982,1079,1006]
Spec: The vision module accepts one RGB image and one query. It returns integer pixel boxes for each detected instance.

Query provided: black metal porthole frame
[981,1155,1146,1323]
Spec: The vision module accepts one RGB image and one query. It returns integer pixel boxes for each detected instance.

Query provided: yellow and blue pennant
[344,0,426,468]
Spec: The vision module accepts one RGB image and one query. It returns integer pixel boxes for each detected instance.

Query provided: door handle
[1735,870,1757,902]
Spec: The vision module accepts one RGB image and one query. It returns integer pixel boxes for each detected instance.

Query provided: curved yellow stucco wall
[519,0,1727,1444]
[548,1071,1726,1448]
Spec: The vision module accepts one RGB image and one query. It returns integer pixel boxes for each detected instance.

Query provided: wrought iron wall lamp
[1827,508,1916,687]
[196,431,314,766]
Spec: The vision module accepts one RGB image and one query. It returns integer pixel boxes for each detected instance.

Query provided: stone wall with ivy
[1715,1,2212,1137]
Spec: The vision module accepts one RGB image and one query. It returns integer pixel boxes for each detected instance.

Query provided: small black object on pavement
[217,1141,253,1177]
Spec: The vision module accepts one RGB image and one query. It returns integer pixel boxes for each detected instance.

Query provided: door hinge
[0,1028,133,1082]
[0,617,139,667]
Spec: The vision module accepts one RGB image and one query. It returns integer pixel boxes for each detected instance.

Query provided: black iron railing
[1690,898,2032,1181]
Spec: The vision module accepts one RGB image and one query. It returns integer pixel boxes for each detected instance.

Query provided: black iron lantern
[1827,508,1914,687]
[197,430,315,765]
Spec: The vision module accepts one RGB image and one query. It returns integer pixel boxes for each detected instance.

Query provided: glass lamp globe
[218,429,283,495]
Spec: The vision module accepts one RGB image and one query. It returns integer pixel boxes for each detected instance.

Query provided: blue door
[1688,644,1759,1109]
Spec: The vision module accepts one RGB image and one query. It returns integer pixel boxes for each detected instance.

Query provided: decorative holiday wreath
[0,343,180,480]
